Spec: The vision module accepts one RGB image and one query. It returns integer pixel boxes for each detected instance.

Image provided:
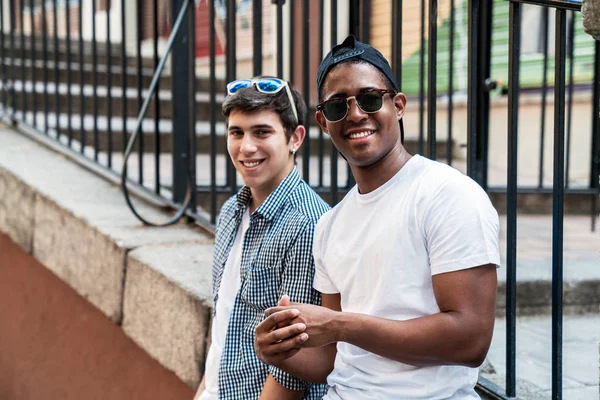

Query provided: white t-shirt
[313,155,500,400]
[199,208,250,400]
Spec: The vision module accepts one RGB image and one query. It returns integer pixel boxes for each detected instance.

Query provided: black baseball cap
[316,35,399,95]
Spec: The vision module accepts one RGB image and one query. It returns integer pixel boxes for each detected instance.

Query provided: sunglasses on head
[226,77,299,125]
[316,88,396,122]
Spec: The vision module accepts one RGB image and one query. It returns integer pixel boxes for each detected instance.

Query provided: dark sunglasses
[316,89,396,122]
[226,77,298,124]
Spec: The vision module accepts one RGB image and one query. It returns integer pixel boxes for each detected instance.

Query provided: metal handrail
[508,0,581,11]
[121,0,193,227]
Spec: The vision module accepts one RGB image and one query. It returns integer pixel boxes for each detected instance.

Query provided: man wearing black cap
[254,36,500,399]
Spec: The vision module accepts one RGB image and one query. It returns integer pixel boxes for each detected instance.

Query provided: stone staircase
[0,35,453,158]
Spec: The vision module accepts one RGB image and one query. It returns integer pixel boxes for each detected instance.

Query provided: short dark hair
[222,77,307,141]
[318,59,397,102]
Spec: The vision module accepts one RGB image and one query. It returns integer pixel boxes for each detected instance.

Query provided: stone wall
[0,126,214,389]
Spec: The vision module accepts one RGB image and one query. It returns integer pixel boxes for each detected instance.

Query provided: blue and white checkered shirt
[212,168,330,399]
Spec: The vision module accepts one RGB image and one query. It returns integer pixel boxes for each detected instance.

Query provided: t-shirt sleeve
[424,176,501,275]
[312,215,339,294]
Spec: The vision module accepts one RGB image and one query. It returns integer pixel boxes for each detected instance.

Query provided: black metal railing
[0,0,598,397]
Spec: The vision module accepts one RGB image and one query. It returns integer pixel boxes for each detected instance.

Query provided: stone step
[1,35,155,68]
[4,109,454,160]
[481,313,599,399]
[4,79,227,122]
[0,58,227,93]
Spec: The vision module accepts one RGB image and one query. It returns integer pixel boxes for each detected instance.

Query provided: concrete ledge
[32,196,128,321]
[0,171,35,252]
[496,280,600,317]
[123,243,214,388]
[0,126,214,386]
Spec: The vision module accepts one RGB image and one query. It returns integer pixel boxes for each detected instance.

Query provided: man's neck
[352,146,412,194]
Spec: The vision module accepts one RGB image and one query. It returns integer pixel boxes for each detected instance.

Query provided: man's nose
[240,134,258,153]
[345,97,368,123]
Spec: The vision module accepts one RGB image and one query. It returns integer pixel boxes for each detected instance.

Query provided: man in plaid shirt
[194,77,329,400]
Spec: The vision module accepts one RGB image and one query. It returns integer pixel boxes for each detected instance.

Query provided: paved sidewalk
[497,214,600,283]
[483,314,600,400]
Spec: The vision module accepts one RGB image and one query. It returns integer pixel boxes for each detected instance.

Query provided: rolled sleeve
[268,365,314,391]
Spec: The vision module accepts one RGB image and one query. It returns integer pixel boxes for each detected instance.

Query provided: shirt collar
[235,168,301,222]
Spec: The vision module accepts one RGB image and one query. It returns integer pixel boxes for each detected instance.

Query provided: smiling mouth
[241,160,263,167]
[347,130,375,139]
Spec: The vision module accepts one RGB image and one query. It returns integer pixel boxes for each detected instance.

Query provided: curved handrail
[121,0,194,227]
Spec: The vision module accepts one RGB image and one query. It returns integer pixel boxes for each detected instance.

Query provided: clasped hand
[254,295,338,366]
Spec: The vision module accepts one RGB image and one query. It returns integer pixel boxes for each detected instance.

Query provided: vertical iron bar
[419,0,425,154]
[188,0,197,213]
[0,0,3,107]
[53,0,58,138]
[9,0,16,119]
[19,0,25,121]
[330,0,338,205]
[565,11,574,189]
[302,0,309,181]
[66,0,73,146]
[226,0,237,195]
[79,0,84,152]
[137,0,143,183]
[289,0,294,83]
[346,158,355,189]
[172,0,192,203]
[0,0,5,109]
[92,0,98,159]
[447,0,454,165]
[427,0,437,160]
[466,0,479,180]
[539,7,549,188]
[153,0,159,193]
[478,0,492,190]
[591,41,600,232]
[209,0,217,224]
[276,0,283,78]
[552,9,566,400]
[347,0,362,189]
[42,0,48,134]
[318,0,324,187]
[506,2,520,398]
[392,0,402,91]
[121,0,127,153]
[29,0,36,128]
[107,0,113,168]
[253,0,262,76]
[348,0,359,38]
[360,0,370,42]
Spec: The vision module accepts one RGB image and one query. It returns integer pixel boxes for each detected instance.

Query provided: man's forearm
[334,310,492,368]
[276,344,336,384]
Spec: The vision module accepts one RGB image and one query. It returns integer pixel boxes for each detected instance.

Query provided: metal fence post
[467,0,492,189]
[591,41,600,232]
[467,0,480,182]
[171,0,195,206]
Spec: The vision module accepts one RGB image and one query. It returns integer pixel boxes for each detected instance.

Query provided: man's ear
[289,125,306,151]
[315,111,329,136]
[393,92,407,121]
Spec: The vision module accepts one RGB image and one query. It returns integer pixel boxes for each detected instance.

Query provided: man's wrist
[329,310,350,343]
